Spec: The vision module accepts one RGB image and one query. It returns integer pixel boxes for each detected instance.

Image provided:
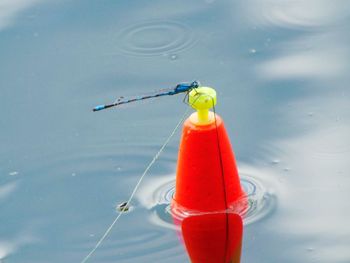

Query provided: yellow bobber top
[188,87,217,126]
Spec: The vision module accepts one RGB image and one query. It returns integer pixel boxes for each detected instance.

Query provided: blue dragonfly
[93,80,199,111]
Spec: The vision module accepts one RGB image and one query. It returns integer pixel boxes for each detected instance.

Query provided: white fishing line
[81,107,191,263]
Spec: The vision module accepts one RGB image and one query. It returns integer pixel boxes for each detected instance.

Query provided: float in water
[172,86,247,263]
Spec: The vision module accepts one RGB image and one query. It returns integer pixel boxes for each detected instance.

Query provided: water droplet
[33,32,39,37]
[169,54,178,60]
[283,167,290,172]
[249,49,257,54]
[89,233,95,237]
[9,171,18,176]
[71,173,76,177]
[307,112,314,117]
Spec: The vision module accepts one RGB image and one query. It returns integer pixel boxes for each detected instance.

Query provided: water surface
[1,1,350,262]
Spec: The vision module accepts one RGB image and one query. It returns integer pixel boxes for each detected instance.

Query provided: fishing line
[81,106,192,263]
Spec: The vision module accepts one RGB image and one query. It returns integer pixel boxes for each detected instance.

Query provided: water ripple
[116,20,197,57]
[140,174,277,229]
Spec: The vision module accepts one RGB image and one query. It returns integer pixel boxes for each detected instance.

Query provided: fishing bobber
[173,87,246,212]
[172,87,246,263]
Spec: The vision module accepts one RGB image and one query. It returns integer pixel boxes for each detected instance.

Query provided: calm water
[1,1,350,262]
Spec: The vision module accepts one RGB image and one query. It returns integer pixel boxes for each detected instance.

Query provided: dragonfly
[93,80,199,111]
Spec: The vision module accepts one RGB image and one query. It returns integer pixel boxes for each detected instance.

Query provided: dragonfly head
[190,80,200,89]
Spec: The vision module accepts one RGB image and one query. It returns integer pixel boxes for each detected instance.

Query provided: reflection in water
[244,0,350,28]
[0,0,41,31]
[243,0,349,81]
[262,122,350,262]
[136,167,280,260]
[0,241,15,261]
[137,172,273,262]
[179,213,243,263]
[258,50,344,79]
[257,34,347,79]
[0,234,36,261]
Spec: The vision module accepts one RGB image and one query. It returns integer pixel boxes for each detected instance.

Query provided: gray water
[1,1,350,262]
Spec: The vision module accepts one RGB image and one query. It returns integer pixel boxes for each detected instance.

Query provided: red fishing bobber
[172,86,247,263]
[173,87,246,212]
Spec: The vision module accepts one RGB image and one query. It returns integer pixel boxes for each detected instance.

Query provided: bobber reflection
[181,213,243,263]
[172,86,246,263]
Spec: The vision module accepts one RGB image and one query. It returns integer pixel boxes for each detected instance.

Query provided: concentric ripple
[144,174,277,229]
[116,20,197,57]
